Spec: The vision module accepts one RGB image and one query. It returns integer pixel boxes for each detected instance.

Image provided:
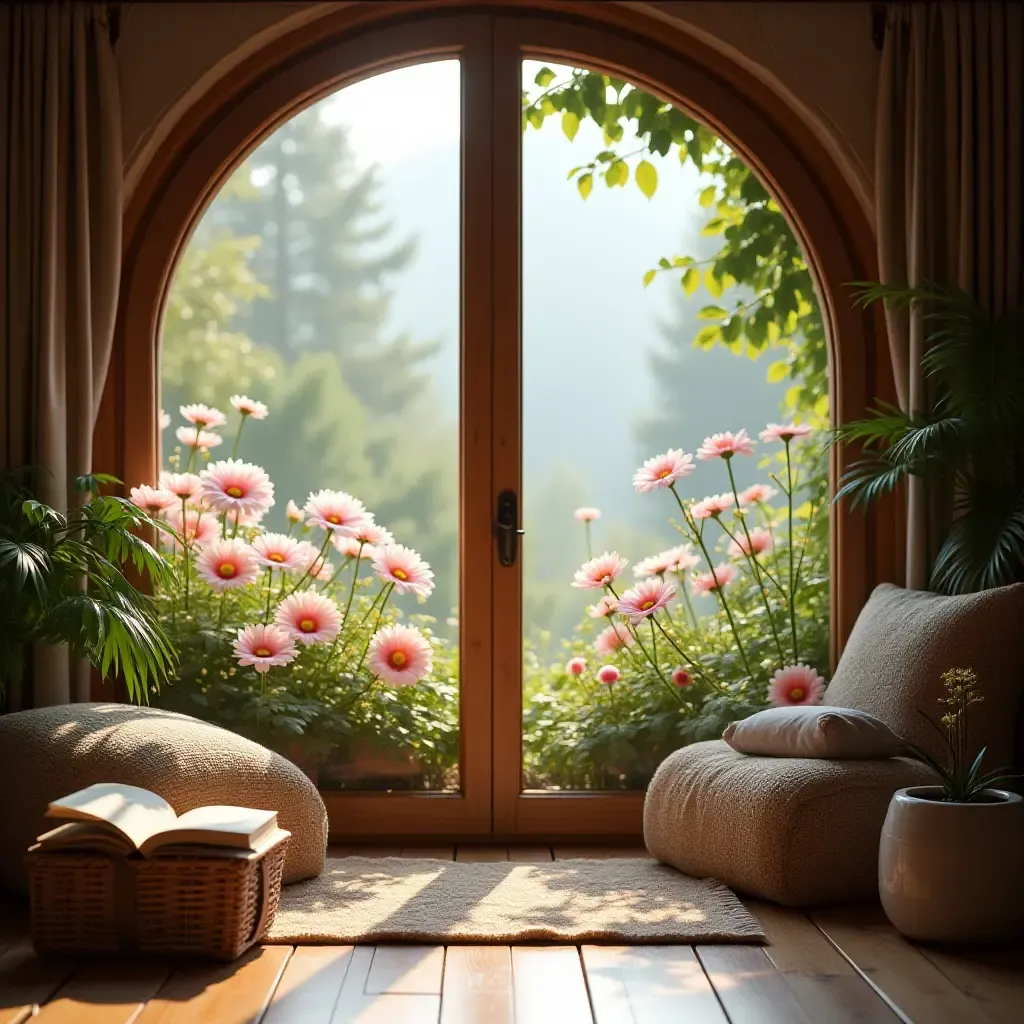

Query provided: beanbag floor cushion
[0,703,328,896]
[644,740,935,906]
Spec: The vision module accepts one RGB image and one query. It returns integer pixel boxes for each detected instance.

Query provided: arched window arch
[99,5,893,839]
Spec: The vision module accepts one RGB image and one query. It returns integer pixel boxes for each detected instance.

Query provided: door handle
[494,490,525,567]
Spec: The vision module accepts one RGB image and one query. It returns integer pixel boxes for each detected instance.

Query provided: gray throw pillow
[723,705,907,759]
[824,582,1024,767]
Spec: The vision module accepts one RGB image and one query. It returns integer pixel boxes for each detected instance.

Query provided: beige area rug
[267,857,765,944]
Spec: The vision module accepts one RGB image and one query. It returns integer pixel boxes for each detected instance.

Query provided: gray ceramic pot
[879,785,1024,943]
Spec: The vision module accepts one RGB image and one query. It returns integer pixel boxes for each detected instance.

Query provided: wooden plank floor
[2,844,1021,1023]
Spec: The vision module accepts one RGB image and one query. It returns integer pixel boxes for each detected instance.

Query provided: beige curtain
[876,1,1024,588]
[1,4,122,706]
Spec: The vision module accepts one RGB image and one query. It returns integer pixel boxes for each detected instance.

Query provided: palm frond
[930,487,1024,594]
[829,402,914,450]
[885,416,966,469]
[0,539,51,599]
[833,457,913,509]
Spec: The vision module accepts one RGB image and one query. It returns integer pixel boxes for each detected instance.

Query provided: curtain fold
[1,3,123,706]
[875,0,1024,589]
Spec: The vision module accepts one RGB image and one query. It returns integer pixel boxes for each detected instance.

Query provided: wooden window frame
[97,1,898,842]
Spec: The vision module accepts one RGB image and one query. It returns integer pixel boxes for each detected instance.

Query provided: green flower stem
[793,497,818,598]
[324,556,353,590]
[357,585,390,626]
[650,616,723,693]
[180,498,190,613]
[679,577,699,629]
[607,679,620,725]
[669,485,754,680]
[605,585,682,705]
[263,566,274,624]
[231,510,241,540]
[217,591,227,627]
[584,521,593,560]
[354,582,394,676]
[283,533,333,599]
[785,440,799,662]
[232,414,249,459]
[338,541,366,632]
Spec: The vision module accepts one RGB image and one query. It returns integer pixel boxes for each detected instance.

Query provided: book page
[45,783,177,851]
[150,826,291,860]
[34,822,135,856]
[139,805,278,855]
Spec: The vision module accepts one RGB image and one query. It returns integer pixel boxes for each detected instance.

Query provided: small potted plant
[879,667,1024,942]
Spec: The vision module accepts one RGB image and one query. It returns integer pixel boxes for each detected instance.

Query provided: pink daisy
[199,459,274,518]
[672,667,692,687]
[195,538,259,591]
[304,489,371,536]
[728,527,774,559]
[275,591,342,646]
[768,664,826,706]
[691,493,735,520]
[159,472,203,502]
[690,562,738,595]
[594,623,635,655]
[587,596,619,618]
[354,520,394,547]
[230,394,268,420]
[566,657,586,676]
[696,429,755,460]
[367,624,433,687]
[233,623,297,674]
[572,551,629,589]
[252,533,304,571]
[372,544,435,598]
[760,422,814,444]
[159,410,171,431]
[285,500,305,524]
[574,507,601,522]
[665,544,701,575]
[180,403,227,430]
[632,449,694,493]
[333,534,373,560]
[597,665,620,686]
[616,577,677,625]
[738,483,778,506]
[634,550,679,578]
[129,485,176,516]
[176,426,222,452]
[165,507,218,551]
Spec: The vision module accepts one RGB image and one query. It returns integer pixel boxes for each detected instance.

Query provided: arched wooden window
[98,5,893,840]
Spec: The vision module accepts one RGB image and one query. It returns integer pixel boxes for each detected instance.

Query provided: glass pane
[521,61,830,790]
[156,61,462,791]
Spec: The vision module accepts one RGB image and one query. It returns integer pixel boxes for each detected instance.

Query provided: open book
[33,783,290,858]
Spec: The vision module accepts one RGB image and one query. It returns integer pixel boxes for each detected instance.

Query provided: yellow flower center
[392,568,408,580]
[299,618,316,632]
[225,485,244,498]
[218,563,236,578]
[788,686,805,701]
[326,514,341,524]
[269,553,285,563]
[389,651,407,667]
[254,647,271,657]
[641,600,655,610]
[657,468,672,479]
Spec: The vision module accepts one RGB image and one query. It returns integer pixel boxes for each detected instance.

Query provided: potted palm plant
[0,470,176,704]
[880,667,1024,942]
[835,283,1024,593]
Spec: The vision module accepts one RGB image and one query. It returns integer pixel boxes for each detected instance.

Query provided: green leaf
[701,218,727,236]
[577,173,593,201]
[605,160,628,187]
[704,270,723,298]
[677,142,688,164]
[695,325,721,349]
[698,305,728,320]
[699,185,716,208]
[635,160,657,199]
[561,111,580,141]
[642,269,657,288]
[534,67,556,88]
[681,267,699,295]
[767,359,790,383]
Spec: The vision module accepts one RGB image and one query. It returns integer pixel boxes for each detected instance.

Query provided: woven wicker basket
[26,834,289,961]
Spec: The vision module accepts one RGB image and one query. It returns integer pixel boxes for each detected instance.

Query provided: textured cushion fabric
[825,583,1024,766]
[722,705,907,759]
[0,703,328,896]
[644,740,936,905]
